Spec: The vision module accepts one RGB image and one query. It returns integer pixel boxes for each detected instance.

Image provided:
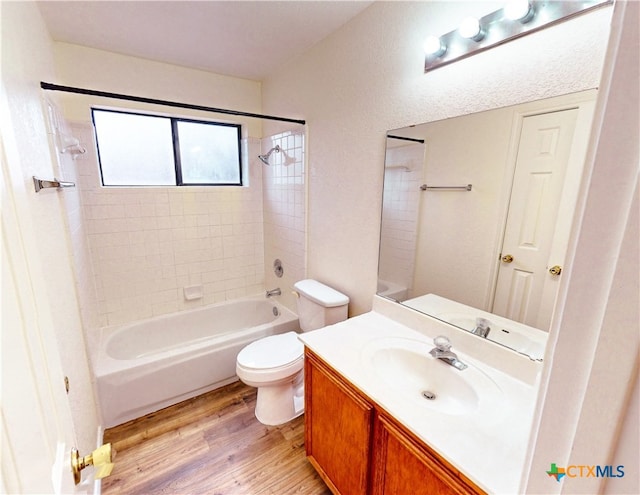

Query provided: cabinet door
[372,413,484,495]
[305,349,374,495]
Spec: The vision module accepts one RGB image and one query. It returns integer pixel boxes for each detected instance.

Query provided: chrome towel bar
[420,184,472,191]
[33,176,75,193]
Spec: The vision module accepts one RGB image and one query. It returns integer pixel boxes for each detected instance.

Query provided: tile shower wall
[378,143,423,297]
[60,122,101,335]
[44,103,101,337]
[71,123,265,327]
[262,130,306,313]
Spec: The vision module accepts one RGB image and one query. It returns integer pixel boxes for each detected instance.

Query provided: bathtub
[94,296,299,428]
[377,279,408,301]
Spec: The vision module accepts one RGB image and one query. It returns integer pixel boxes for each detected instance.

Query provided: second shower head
[258,145,281,165]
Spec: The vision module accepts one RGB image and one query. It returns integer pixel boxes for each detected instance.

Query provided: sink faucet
[266,288,281,297]
[471,317,491,338]
[429,336,468,370]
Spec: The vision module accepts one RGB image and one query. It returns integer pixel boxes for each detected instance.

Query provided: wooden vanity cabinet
[304,348,374,495]
[304,348,485,495]
[372,412,484,495]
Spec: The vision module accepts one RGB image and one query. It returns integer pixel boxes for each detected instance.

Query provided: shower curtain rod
[40,82,306,125]
[387,134,425,144]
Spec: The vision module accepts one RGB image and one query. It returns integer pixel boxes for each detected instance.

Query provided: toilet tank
[293,279,349,332]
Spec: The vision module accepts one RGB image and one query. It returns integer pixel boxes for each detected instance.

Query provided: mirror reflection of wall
[414,107,513,309]
[378,90,598,358]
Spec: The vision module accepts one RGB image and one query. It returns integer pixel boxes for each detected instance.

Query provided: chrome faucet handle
[472,317,492,338]
[475,317,491,329]
[430,335,467,370]
[433,335,452,351]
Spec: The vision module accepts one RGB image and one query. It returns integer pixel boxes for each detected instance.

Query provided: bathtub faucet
[266,288,281,297]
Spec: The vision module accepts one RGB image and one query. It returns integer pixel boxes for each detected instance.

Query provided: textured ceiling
[37,1,373,81]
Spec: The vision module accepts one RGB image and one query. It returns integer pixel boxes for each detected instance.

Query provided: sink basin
[361,337,502,416]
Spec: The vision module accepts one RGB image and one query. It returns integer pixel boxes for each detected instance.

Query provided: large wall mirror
[378,90,598,360]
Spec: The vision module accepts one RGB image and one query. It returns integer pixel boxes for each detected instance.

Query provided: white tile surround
[378,143,422,296]
[62,121,305,331]
[262,130,306,311]
[54,120,102,333]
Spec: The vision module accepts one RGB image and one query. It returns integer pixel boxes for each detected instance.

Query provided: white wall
[53,42,263,137]
[1,0,99,472]
[262,1,613,315]
[525,2,639,491]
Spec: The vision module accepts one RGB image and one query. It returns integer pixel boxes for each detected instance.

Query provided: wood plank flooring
[102,381,331,495]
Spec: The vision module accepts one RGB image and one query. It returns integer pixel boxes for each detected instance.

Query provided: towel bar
[33,176,75,193]
[420,184,472,191]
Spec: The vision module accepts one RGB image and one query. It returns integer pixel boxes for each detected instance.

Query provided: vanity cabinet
[372,412,483,495]
[304,348,374,495]
[304,348,485,495]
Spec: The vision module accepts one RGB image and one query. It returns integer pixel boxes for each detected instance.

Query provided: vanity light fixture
[423,35,446,57]
[458,17,485,41]
[503,0,535,23]
[424,0,612,72]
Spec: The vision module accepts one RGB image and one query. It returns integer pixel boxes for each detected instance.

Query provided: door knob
[71,443,114,485]
[501,254,514,263]
[549,265,562,276]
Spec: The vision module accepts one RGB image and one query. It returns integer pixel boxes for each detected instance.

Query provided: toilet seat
[235,280,349,426]
[236,332,304,384]
[237,331,303,369]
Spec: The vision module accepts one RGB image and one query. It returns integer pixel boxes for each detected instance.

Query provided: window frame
[91,108,243,187]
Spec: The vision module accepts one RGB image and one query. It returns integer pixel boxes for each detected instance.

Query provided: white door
[1,123,79,493]
[492,108,580,329]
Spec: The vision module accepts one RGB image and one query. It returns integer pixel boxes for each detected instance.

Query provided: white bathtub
[377,279,408,301]
[94,296,299,428]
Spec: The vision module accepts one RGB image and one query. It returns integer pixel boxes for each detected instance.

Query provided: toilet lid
[237,331,304,370]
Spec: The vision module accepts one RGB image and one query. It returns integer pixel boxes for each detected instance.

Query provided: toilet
[236,279,349,425]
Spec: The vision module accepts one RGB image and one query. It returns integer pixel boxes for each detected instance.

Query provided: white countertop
[299,307,541,495]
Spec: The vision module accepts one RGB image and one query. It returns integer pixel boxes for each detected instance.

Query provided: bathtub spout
[266,288,281,297]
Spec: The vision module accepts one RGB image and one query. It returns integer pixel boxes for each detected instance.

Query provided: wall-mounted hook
[60,135,86,158]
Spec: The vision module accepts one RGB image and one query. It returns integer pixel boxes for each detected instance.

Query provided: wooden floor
[102,381,331,495]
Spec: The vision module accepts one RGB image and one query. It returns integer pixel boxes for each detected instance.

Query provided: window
[92,109,242,186]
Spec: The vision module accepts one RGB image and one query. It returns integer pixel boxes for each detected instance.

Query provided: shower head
[258,145,281,165]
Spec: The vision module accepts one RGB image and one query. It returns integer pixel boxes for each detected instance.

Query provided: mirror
[378,90,598,360]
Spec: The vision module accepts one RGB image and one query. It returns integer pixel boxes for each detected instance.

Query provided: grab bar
[420,184,472,191]
[33,176,76,193]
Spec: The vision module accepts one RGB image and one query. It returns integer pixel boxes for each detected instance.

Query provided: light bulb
[458,17,484,41]
[504,0,534,22]
[423,36,446,57]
